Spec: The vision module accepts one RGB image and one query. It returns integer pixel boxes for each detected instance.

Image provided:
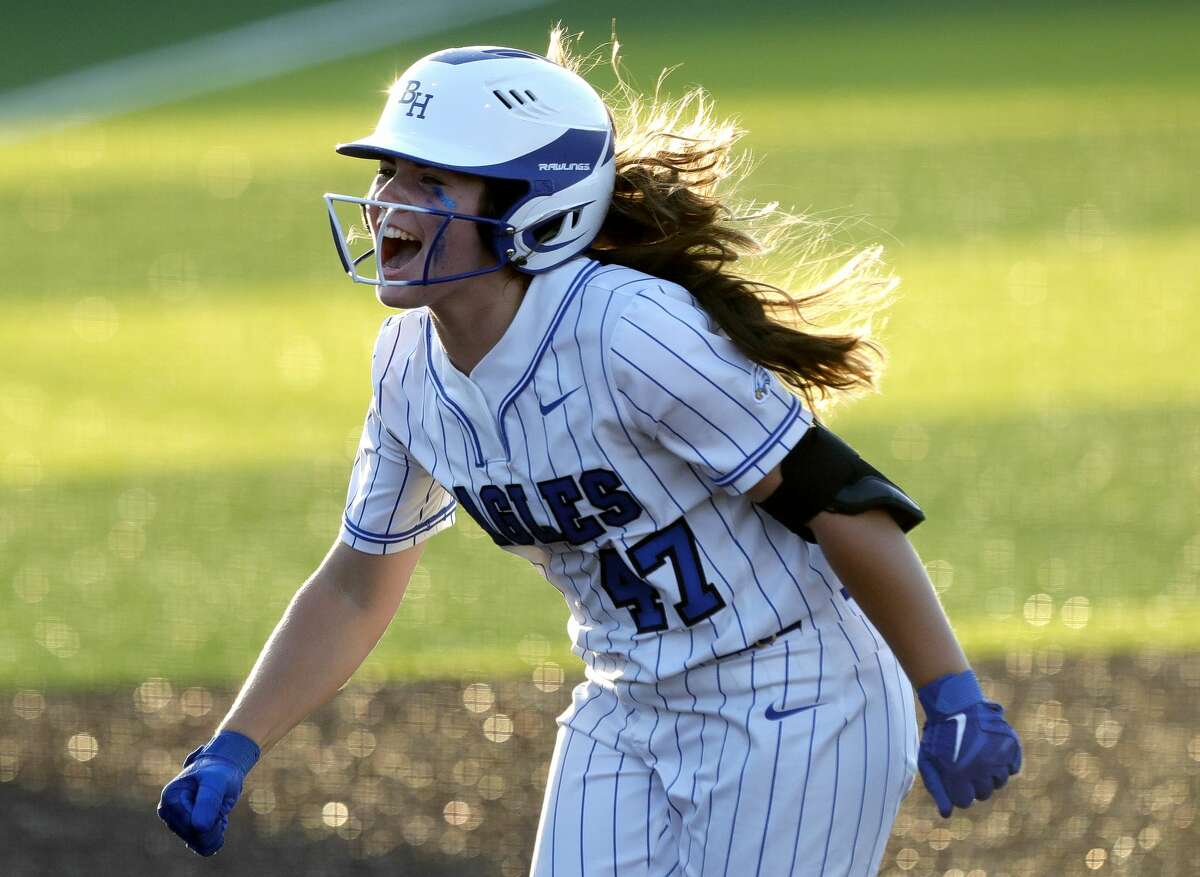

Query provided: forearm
[217,576,395,753]
[810,509,968,688]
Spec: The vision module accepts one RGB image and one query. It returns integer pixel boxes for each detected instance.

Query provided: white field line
[0,0,547,144]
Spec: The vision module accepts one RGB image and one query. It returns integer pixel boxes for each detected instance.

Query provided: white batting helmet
[325,46,616,286]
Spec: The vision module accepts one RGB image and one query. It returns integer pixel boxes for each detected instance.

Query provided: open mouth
[379,223,423,277]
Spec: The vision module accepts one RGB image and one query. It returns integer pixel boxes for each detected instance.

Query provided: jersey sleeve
[339,318,456,554]
[608,287,813,496]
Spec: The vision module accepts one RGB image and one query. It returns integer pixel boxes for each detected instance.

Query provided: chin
[374,279,451,309]
[375,283,434,310]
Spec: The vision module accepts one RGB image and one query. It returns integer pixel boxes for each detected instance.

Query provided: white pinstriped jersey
[340,256,878,682]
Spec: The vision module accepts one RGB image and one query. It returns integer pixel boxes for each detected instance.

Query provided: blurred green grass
[1,0,1197,687]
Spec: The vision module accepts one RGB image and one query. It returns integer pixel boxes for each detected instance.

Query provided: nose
[367,174,400,209]
[365,171,418,234]
[372,172,414,203]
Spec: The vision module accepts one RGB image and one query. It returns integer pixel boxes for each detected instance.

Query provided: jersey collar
[425,257,602,464]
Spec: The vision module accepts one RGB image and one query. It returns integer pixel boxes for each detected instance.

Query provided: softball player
[159,35,1021,875]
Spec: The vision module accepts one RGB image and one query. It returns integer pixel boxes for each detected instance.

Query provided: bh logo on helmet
[397,80,434,119]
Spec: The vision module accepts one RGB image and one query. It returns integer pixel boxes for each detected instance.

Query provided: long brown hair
[548,28,898,414]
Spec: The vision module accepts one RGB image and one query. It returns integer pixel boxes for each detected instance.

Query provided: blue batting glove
[916,669,1021,819]
[157,729,261,856]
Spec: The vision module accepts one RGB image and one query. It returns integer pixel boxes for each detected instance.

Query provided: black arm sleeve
[757,424,925,543]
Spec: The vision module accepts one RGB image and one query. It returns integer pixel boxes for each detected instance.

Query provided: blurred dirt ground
[2,651,1199,876]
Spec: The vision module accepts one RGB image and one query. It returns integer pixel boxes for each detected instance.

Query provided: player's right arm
[157,538,425,855]
[217,537,425,752]
[159,313,457,855]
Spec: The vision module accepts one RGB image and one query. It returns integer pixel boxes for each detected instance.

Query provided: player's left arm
[750,463,968,685]
[750,445,1022,818]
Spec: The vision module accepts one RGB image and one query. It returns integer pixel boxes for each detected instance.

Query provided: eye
[420,174,446,186]
[375,166,395,179]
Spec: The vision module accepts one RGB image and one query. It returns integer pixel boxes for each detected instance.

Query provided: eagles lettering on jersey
[452,470,643,546]
[339,256,885,680]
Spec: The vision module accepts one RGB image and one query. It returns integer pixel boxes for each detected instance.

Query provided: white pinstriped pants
[530,627,918,877]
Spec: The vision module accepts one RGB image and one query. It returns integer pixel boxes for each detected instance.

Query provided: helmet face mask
[324,193,514,287]
[326,46,616,287]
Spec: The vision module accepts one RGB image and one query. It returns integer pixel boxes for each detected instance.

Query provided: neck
[428,267,531,376]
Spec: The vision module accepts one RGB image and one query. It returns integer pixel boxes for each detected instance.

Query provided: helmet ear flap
[531,213,568,245]
[480,177,531,262]
[528,207,585,246]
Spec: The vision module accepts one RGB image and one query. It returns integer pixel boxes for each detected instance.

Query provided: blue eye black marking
[430,183,457,211]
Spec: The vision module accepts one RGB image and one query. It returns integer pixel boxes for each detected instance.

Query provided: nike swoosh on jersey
[764,701,821,721]
[539,386,580,416]
[950,712,967,761]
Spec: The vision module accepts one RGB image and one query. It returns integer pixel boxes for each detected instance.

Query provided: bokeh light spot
[13,564,50,604]
[532,662,564,693]
[67,733,99,762]
[1137,826,1161,850]
[443,799,471,827]
[134,678,174,714]
[346,728,377,758]
[895,847,919,870]
[1084,847,1107,869]
[0,738,19,782]
[179,687,213,718]
[439,829,467,855]
[1023,593,1053,626]
[478,774,506,800]
[248,786,276,814]
[482,714,513,744]
[34,618,81,658]
[1035,700,1071,746]
[321,801,349,828]
[1095,719,1123,749]
[1061,596,1091,629]
[12,690,46,721]
[403,814,434,846]
[461,683,494,714]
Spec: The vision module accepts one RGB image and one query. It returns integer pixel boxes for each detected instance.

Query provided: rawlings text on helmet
[538,162,591,171]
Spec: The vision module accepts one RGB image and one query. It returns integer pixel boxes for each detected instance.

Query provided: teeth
[383,226,417,241]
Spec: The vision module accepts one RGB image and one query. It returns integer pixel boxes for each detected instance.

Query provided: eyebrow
[379,159,444,175]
